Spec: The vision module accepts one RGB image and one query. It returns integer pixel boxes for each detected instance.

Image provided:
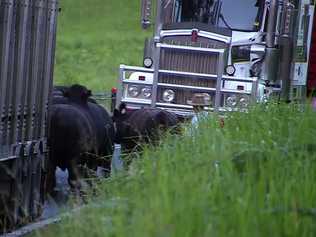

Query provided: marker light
[143,57,153,68]
[225,65,236,76]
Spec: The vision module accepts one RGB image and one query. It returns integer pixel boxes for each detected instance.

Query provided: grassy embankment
[48,1,316,236]
[54,0,150,91]
[35,104,316,237]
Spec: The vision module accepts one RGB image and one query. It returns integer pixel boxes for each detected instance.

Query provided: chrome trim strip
[156,102,196,109]
[152,36,161,107]
[198,30,231,44]
[156,103,240,113]
[117,66,124,108]
[126,105,144,110]
[160,29,231,44]
[122,80,153,86]
[157,103,238,112]
[214,52,225,112]
[221,89,252,95]
[121,98,152,105]
[157,43,225,54]
[251,78,259,100]
[158,83,216,92]
[120,64,154,73]
[223,75,258,83]
[157,104,240,112]
[158,69,218,79]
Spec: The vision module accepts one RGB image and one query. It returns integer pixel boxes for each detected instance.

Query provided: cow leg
[86,154,98,176]
[101,156,111,178]
[68,159,81,192]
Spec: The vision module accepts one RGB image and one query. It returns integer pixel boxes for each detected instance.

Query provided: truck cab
[116,0,315,116]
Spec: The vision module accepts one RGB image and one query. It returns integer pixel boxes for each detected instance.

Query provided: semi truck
[115,0,315,116]
[0,0,59,231]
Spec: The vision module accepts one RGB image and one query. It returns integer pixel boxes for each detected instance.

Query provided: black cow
[52,85,97,104]
[53,85,69,97]
[47,85,114,193]
[52,85,114,159]
[113,103,179,151]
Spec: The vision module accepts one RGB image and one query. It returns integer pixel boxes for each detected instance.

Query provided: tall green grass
[36,104,316,237]
[54,0,150,91]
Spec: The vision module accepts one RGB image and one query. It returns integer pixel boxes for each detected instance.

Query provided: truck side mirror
[141,0,152,29]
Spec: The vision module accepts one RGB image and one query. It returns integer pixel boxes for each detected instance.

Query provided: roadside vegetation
[49,1,316,236]
[36,103,316,237]
[54,0,150,91]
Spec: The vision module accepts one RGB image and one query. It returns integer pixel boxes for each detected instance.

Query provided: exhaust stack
[264,0,279,83]
[141,0,152,29]
[266,0,278,48]
[279,0,295,101]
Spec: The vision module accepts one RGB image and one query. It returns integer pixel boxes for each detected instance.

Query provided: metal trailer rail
[0,0,59,231]
[1,216,62,237]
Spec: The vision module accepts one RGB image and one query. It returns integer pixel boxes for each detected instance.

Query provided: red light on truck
[111,87,117,94]
[139,76,146,81]
[192,30,198,42]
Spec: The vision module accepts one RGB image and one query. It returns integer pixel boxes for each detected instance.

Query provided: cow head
[112,103,140,149]
[64,84,92,104]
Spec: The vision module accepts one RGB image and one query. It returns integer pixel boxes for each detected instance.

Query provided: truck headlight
[163,89,175,103]
[128,85,140,97]
[141,87,152,98]
[226,95,237,107]
[239,95,250,108]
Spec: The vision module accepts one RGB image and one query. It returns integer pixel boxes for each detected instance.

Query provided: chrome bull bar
[118,43,259,115]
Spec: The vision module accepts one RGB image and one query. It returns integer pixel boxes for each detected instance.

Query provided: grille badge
[191,30,198,42]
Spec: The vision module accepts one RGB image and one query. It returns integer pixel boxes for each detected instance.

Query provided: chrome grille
[160,49,218,74]
[157,36,227,105]
[159,76,216,87]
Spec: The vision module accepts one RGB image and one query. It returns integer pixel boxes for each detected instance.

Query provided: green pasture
[54,0,150,91]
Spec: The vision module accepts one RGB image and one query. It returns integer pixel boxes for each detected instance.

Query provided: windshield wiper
[219,13,232,30]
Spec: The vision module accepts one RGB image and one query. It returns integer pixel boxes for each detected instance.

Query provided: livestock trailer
[115,0,315,116]
[0,0,58,231]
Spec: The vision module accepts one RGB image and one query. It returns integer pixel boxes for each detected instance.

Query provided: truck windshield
[161,0,263,32]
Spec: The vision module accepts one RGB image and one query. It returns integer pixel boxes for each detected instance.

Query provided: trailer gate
[0,0,58,231]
